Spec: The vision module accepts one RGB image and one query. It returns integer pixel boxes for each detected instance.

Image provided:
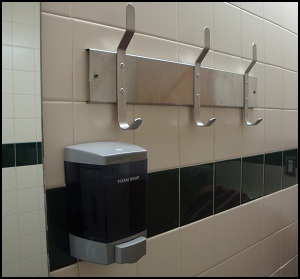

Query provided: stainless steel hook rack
[87,3,261,129]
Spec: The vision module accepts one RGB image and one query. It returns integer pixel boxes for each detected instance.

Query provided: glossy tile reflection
[214,158,242,214]
[147,169,179,237]
[46,187,77,271]
[264,151,282,196]
[282,149,298,189]
[180,163,213,226]
[242,155,264,204]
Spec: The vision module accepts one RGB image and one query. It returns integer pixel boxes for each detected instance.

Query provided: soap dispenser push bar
[87,4,261,128]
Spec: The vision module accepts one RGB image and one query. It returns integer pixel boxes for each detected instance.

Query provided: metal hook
[194,27,216,127]
[117,3,142,130]
[244,43,262,126]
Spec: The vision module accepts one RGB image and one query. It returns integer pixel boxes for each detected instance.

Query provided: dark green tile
[242,155,264,204]
[215,158,241,214]
[147,169,179,237]
[180,163,213,226]
[282,149,298,189]
[264,151,282,196]
[16,142,37,166]
[37,142,43,164]
[46,187,77,271]
[2,144,15,168]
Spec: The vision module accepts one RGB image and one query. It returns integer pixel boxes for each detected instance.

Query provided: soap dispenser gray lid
[64,141,147,165]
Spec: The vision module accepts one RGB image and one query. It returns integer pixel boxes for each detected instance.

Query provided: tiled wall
[41,2,298,277]
[2,2,48,277]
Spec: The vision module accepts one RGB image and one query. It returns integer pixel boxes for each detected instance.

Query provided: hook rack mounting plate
[88,48,257,108]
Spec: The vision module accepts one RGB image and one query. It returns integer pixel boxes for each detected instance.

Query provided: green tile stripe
[2,144,15,168]
[2,142,43,168]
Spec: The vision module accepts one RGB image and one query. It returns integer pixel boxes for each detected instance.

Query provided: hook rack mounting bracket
[88,49,258,109]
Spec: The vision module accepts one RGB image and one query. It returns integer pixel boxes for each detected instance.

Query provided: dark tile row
[2,142,43,167]
[147,149,297,237]
[45,148,297,271]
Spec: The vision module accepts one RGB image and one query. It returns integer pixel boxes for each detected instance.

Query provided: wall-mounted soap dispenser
[64,141,147,264]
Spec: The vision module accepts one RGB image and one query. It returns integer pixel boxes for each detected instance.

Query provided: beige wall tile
[214,253,242,277]
[134,2,177,41]
[214,108,242,161]
[43,101,74,188]
[50,263,79,277]
[284,70,298,110]
[213,3,241,57]
[197,267,215,277]
[264,109,284,153]
[71,2,127,29]
[78,261,137,277]
[240,198,264,250]
[283,110,298,150]
[41,2,71,17]
[269,268,281,277]
[280,222,298,266]
[281,185,298,227]
[241,10,264,62]
[214,51,243,74]
[283,30,298,72]
[263,191,282,238]
[73,102,134,144]
[134,105,179,172]
[137,229,180,277]
[263,2,283,26]
[180,217,214,276]
[177,2,213,48]
[239,242,263,277]
[280,256,298,277]
[241,2,263,17]
[282,2,298,34]
[42,14,72,101]
[214,207,242,265]
[264,21,283,68]
[262,231,281,276]
[133,34,178,62]
[264,65,284,109]
[179,106,214,166]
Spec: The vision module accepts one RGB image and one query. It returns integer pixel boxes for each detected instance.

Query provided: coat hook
[194,27,216,127]
[117,3,142,130]
[244,43,262,126]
